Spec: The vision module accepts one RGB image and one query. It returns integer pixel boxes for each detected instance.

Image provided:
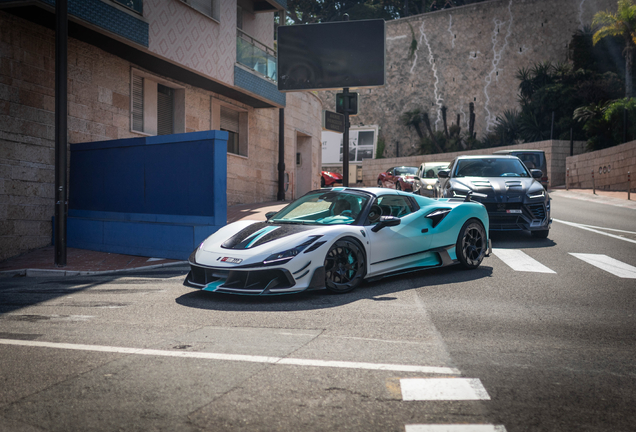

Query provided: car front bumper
[184,262,326,295]
[482,201,551,231]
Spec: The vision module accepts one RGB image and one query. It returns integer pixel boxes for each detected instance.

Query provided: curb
[0,261,189,278]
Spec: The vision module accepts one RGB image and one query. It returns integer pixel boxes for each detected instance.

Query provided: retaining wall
[566,141,636,191]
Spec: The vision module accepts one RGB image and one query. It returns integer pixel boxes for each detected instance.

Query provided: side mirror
[438,169,450,178]
[413,176,421,181]
[265,211,277,220]
[371,215,401,232]
[531,169,543,179]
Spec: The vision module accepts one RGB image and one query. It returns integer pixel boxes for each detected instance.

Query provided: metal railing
[236,29,277,82]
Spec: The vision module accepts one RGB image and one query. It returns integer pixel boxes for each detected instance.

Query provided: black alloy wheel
[377,180,382,187]
[456,219,486,269]
[324,237,366,293]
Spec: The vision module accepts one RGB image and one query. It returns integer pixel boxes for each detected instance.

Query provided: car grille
[188,264,294,294]
[484,201,548,231]
[483,203,523,212]
[527,203,546,219]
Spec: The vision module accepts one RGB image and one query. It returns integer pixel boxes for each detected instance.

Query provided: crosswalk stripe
[569,254,636,279]
[405,426,507,432]
[492,249,556,273]
[400,378,490,401]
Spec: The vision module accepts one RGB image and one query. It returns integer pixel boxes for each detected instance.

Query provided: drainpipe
[277,10,286,201]
[277,108,285,201]
[54,0,68,267]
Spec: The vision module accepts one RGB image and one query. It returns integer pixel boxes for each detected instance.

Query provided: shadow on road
[0,267,189,316]
[175,264,494,312]
[489,231,557,249]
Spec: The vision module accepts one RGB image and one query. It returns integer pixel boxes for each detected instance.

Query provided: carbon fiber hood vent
[221,222,317,250]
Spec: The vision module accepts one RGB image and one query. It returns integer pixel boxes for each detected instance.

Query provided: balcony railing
[236,29,277,82]
[111,0,143,15]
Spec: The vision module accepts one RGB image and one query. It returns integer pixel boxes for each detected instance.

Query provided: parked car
[437,155,551,237]
[414,162,449,197]
[184,187,491,295]
[377,166,419,192]
[493,149,548,189]
[321,171,343,188]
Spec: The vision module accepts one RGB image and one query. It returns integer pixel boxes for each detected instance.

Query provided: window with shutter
[181,0,219,20]
[132,75,144,132]
[157,84,174,136]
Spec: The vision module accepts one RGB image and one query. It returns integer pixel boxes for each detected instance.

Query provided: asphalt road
[0,193,634,432]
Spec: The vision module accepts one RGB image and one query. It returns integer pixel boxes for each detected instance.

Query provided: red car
[377,166,419,191]
[321,171,343,188]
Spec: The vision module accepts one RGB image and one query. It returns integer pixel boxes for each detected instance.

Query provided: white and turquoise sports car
[184,187,491,295]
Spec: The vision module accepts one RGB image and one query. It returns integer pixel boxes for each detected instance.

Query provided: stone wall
[318,0,616,158]
[566,141,636,191]
[361,140,586,188]
[0,11,322,261]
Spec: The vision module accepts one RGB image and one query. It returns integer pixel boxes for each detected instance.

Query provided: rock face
[317,0,616,158]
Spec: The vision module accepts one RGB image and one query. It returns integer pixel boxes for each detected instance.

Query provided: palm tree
[400,108,444,154]
[592,0,636,97]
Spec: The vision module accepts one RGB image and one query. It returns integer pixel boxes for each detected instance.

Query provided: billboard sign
[277,20,386,92]
[322,126,378,165]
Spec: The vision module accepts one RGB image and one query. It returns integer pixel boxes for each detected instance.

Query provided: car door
[363,195,433,277]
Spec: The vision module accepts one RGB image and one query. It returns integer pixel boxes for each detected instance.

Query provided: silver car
[414,162,449,197]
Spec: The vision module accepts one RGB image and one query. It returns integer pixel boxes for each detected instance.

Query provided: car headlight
[426,185,433,190]
[527,190,545,199]
[263,236,322,265]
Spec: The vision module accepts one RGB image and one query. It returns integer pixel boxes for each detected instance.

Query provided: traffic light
[336,92,359,116]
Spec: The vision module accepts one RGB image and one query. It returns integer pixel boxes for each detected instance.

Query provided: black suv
[437,155,551,238]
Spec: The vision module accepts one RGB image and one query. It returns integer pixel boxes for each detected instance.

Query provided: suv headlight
[527,190,545,199]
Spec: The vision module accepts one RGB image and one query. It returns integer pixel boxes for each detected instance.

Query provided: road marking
[492,249,556,273]
[405,426,507,432]
[400,378,490,401]
[569,254,636,279]
[553,219,636,245]
[0,339,460,375]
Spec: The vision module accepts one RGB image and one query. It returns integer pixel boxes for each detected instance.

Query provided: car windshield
[454,158,530,178]
[394,166,418,176]
[510,152,544,170]
[422,164,449,178]
[269,190,370,225]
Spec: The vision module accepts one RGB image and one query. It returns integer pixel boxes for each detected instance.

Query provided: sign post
[342,88,350,186]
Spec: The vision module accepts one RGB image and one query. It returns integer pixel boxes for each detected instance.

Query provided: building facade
[0,0,323,261]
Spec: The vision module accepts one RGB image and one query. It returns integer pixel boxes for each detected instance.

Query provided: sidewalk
[0,200,288,278]
[1,189,633,278]
[549,187,636,210]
